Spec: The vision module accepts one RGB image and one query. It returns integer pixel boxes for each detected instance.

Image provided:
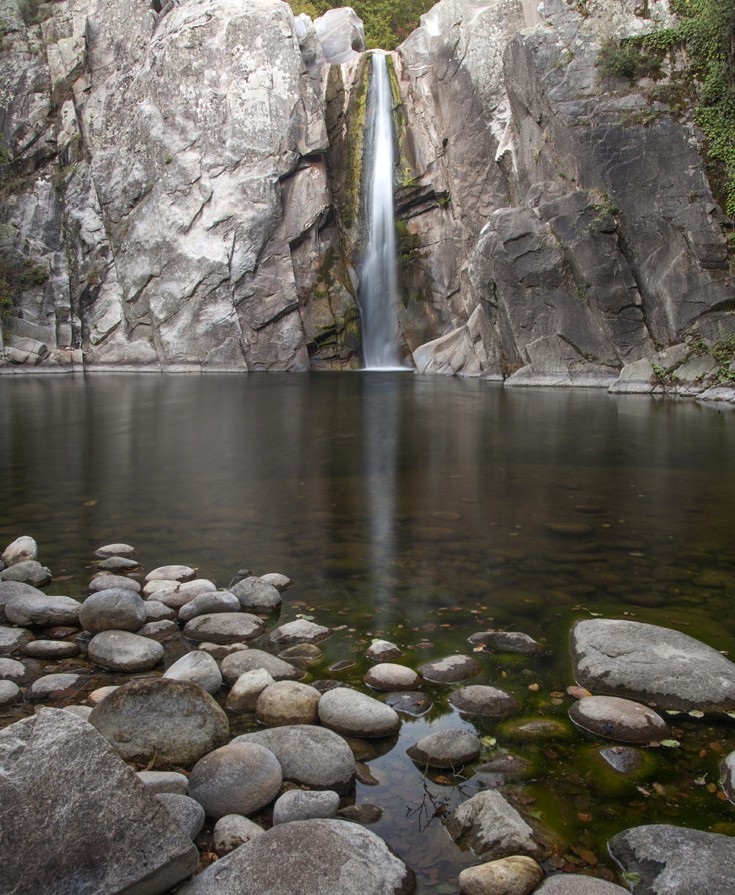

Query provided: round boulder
[221,649,303,685]
[183,613,265,645]
[5,594,80,627]
[89,678,229,769]
[87,630,164,671]
[270,619,331,645]
[418,655,482,684]
[449,685,520,718]
[231,577,282,613]
[255,680,321,727]
[259,573,291,591]
[318,688,400,738]
[364,663,420,692]
[176,819,414,895]
[188,742,282,818]
[0,581,45,622]
[407,729,481,769]
[163,650,223,695]
[272,790,340,825]
[234,725,356,793]
[0,560,52,587]
[569,695,669,744]
[79,588,147,634]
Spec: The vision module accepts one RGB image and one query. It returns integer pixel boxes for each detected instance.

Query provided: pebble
[188,742,283,818]
[183,613,265,645]
[418,655,482,684]
[255,680,321,726]
[79,588,147,634]
[87,630,164,672]
[364,663,420,692]
[407,728,481,769]
[270,619,331,645]
[338,804,383,824]
[272,790,340,825]
[449,685,520,718]
[226,668,276,711]
[318,687,401,738]
[22,640,79,659]
[213,814,265,856]
[163,651,223,695]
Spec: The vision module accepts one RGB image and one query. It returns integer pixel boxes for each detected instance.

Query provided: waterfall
[359,52,405,370]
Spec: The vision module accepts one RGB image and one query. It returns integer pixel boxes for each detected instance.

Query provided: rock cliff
[0,0,733,388]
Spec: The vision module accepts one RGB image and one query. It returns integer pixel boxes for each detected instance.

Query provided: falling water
[359,53,405,370]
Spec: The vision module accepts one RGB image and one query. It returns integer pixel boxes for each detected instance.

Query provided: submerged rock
[468,631,541,655]
[177,819,414,895]
[384,691,433,717]
[449,685,520,718]
[89,678,229,769]
[418,655,482,683]
[608,824,735,894]
[0,709,199,893]
[571,619,735,711]
[407,729,481,769]
[445,791,548,861]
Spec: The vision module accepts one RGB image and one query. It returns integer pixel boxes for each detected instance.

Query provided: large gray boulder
[608,825,735,894]
[177,819,415,895]
[89,678,229,769]
[571,619,735,711]
[234,725,356,793]
[0,709,199,894]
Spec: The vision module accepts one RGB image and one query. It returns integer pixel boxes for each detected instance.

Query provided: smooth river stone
[95,543,135,558]
[0,581,45,621]
[0,709,199,893]
[571,619,735,711]
[188,742,282,818]
[158,792,206,841]
[146,564,197,582]
[0,624,32,655]
[226,669,275,711]
[89,574,142,594]
[5,593,80,627]
[468,630,542,655]
[459,856,543,895]
[0,679,20,706]
[136,770,190,795]
[0,657,25,681]
[270,619,331,645]
[79,588,147,633]
[231,577,282,613]
[569,695,669,744]
[535,876,631,893]
[177,819,414,895]
[418,654,482,684]
[234,725,356,793]
[364,663,420,692]
[318,687,400,738]
[184,613,265,645]
[272,790,340,825]
[178,590,240,622]
[255,680,321,726]
[407,729,481,769]
[87,630,164,671]
[221,648,303,684]
[153,579,218,609]
[22,639,79,659]
[366,640,404,661]
[449,685,520,718]
[259,572,291,591]
[445,791,547,861]
[1,535,38,566]
[213,815,265,856]
[0,560,52,587]
[28,673,85,702]
[89,678,229,769]
[97,556,139,573]
[164,650,223,694]
[145,599,177,621]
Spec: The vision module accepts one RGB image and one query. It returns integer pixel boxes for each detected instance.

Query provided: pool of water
[1,373,734,888]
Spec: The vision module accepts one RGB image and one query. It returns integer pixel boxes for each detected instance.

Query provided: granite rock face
[0,708,199,894]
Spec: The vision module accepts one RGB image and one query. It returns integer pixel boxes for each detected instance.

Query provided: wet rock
[445,791,548,861]
[571,619,735,711]
[227,668,276,711]
[95,543,136,558]
[89,678,229,769]
[256,680,321,726]
[468,631,541,655]
[177,819,414,895]
[259,573,291,591]
[0,625,32,655]
[418,655,482,684]
[178,590,240,622]
[87,630,164,671]
[145,599,177,622]
[97,556,139,573]
[0,560,51,587]
[318,687,401,738]
[599,746,647,776]
[271,619,331,645]
[477,754,533,777]
[366,640,405,662]
[0,581,46,621]
[88,685,119,706]
[721,751,735,802]
[0,657,26,681]
[449,685,520,718]
[79,588,147,633]
[234,725,356,793]
[146,565,197,583]
[535,877,630,893]
[608,824,735,894]
[154,579,218,609]
[158,792,206,841]
[458,855,543,895]
[89,574,142,594]
[137,620,180,640]
[0,680,20,706]
[384,691,432,717]
[0,710,199,892]
[570,696,669,744]
[279,643,323,661]
[1,536,38,566]
[339,804,383,824]
[213,814,265,856]
[221,648,303,685]
[365,663,420,692]
[136,770,189,795]
[22,639,79,659]
[28,673,84,702]
[499,718,573,741]
[231,577,282,613]
[273,789,340,825]
[164,650,223,694]
[198,641,252,659]
[5,593,79,627]
[407,729,481,769]
[188,742,282,819]
[183,612,265,645]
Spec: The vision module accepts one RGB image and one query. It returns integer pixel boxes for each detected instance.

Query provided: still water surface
[1,373,735,888]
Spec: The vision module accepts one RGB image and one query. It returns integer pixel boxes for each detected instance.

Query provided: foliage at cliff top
[289,0,434,49]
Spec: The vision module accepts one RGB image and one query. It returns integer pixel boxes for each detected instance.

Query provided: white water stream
[359,53,406,370]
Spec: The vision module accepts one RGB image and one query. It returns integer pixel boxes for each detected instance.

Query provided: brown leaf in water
[572,846,598,866]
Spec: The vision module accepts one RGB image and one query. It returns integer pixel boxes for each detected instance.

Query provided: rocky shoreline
[1,534,735,894]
